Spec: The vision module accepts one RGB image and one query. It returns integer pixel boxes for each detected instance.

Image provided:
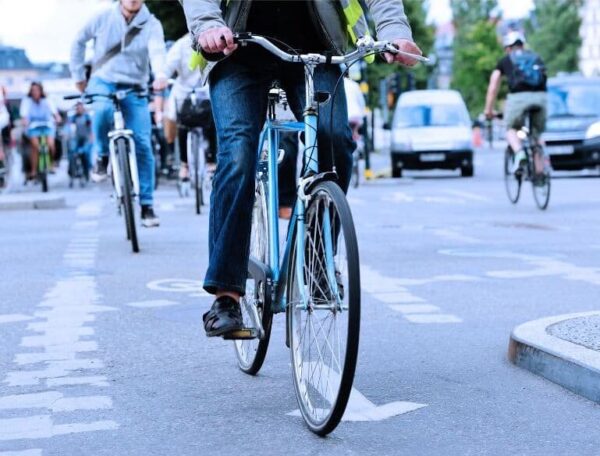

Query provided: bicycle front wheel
[235,180,273,374]
[504,147,521,204]
[351,151,359,189]
[287,181,360,435]
[118,139,139,253]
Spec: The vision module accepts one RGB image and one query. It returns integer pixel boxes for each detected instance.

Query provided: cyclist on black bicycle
[181,0,422,338]
[162,33,217,182]
[485,31,548,177]
[70,0,168,227]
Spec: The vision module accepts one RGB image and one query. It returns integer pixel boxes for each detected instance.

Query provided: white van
[390,90,474,178]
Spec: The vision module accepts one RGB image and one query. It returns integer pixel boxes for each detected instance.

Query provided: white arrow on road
[288,387,426,422]
[287,363,427,422]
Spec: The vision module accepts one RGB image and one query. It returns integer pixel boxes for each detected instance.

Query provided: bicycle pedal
[222,328,258,340]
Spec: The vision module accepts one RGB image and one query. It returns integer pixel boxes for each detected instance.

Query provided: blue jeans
[205,55,355,295]
[88,77,155,205]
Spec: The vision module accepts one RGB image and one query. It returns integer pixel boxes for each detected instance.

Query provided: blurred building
[580,0,600,76]
[432,22,455,89]
[0,45,38,94]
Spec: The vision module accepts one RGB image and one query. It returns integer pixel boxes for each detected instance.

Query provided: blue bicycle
[229,34,426,435]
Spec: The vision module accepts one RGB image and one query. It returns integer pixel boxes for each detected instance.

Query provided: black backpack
[509,50,546,91]
[179,95,213,129]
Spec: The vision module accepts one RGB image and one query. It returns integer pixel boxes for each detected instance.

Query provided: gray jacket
[70,3,167,86]
[180,0,413,80]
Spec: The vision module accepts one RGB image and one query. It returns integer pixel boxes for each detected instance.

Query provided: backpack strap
[92,20,148,74]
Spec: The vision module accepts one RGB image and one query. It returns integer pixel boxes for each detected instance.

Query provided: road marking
[126,299,180,308]
[441,249,600,286]
[288,364,427,422]
[444,189,491,202]
[362,265,462,324]
[0,201,120,451]
[0,392,112,412]
[404,314,463,324]
[389,304,440,314]
[0,450,42,456]
[430,228,482,245]
[0,315,34,324]
[46,376,110,388]
[0,416,118,441]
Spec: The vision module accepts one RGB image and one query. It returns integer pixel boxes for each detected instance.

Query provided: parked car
[543,76,600,171]
[390,90,474,178]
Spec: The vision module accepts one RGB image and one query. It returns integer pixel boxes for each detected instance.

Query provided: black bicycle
[504,107,551,210]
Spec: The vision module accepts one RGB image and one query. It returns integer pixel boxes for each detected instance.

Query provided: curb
[0,194,66,211]
[508,311,600,403]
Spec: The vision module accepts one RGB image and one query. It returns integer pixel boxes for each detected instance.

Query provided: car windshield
[393,103,470,128]
[548,84,600,117]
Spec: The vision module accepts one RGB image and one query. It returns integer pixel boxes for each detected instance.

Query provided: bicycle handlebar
[231,33,429,65]
[64,87,149,104]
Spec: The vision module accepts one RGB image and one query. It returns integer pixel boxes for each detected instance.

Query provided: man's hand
[152,77,168,92]
[484,108,495,120]
[75,81,87,93]
[384,39,422,66]
[198,26,237,56]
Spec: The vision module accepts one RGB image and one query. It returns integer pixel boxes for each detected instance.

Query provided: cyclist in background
[67,102,93,173]
[485,31,548,176]
[162,33,215,181]
[344,75,366,144]
[19,82,62,181]
[70,0,168,227]
[181,0,422,339]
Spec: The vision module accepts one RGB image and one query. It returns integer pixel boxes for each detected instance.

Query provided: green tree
[145,0,188,41]
[450,0,503,116]
[525,0,583,76]
[365,0,435,108]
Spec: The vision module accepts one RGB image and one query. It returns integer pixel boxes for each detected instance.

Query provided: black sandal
[203,296,244,338]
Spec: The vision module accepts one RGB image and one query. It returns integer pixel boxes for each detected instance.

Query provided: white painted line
[389,304,441,314]
[0,450,43,456]
[444,189,491,202]
[404,314,463,324]
[395,274,480,286]
[52,396,112,412]
[371,292,425,304]
[430,228,482,245]
[0,415,118,441]
[0,314,34,324]
[46,376,110,388]
[0,392,111,412]
[126,299,180,308]
[6,359,105,384]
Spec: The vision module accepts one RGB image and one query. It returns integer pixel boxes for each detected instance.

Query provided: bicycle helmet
[503,31,526,48]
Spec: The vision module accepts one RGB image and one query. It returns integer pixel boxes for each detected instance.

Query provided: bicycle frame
[108,100,140,199]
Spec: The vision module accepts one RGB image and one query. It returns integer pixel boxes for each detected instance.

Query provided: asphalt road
[1,147,599,455]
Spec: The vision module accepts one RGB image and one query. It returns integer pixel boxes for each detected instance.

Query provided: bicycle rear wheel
[504,147,521,204]
[532,171,551,210]
[287,181,360,436]
[118,139,139,253]
[235,180,273,374]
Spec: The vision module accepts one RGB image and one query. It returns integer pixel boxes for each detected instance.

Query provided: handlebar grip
[64,94,83,100]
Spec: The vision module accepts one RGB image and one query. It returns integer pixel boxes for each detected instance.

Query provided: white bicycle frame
[108,108,140,201]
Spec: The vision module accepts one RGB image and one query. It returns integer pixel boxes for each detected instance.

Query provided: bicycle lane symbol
[124,279,211,309]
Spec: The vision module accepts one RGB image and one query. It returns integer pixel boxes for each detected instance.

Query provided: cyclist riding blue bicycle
[485,31,548,176]
[181,0,422,338]
[70,0,168,227]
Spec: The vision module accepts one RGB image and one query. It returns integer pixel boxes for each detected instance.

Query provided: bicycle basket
[179,96,213,129]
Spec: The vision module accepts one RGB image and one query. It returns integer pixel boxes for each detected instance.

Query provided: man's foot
[91,156,109,182]
[202,296,244,338]
[511,149,527,174]
[141,205,160,228]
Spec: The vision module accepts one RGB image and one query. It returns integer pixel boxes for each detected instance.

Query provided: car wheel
[461,165,474,177]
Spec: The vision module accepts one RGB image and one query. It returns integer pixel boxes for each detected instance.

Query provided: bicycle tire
[351,152,359,189]
[190,132,201,215]
[39,141,49,193]
[235,180,273,375]
[532,172,551,210]
[287,181,360,436]
[504,147,521,204]
[118,139,139,253]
